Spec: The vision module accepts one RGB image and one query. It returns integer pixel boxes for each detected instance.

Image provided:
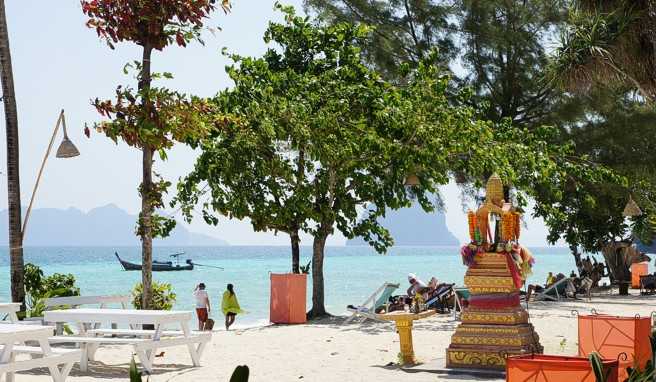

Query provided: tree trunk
[291,146,305,274]
[0,0,24,308]
[139,45,154,310]
[570,244,582,276]
[290,230,300,274]
[308,231,328,318]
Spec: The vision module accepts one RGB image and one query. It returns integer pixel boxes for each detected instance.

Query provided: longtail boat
[115,252,194,271]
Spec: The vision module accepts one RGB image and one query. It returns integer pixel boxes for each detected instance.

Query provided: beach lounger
[344,282,399,324]
[425,283,455,313]
[535,277,572,301]
[453,288,469,320]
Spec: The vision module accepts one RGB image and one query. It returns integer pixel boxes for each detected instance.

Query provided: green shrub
[589,352,610,382]
[129,357,140,381]
[24,263,45,296]
[132,281,176,310]
[42,273,78,297]
[624,333,656,382]
[23,263,80,317]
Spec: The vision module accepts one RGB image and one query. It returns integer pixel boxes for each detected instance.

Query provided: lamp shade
[623,196,642,217]
[404,174,420,186]
[56,137,80,158]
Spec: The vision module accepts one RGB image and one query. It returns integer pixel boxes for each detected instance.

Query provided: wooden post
[396,319,415,365]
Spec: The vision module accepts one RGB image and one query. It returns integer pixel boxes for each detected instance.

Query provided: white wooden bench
[0,324,80,382]
[48,336,146,372]
[44,295,130,310]
[49,332,210,371]
[44,309,210,372]
[0,303,20,323]
[86,328,185,337]
[43,295,131,334]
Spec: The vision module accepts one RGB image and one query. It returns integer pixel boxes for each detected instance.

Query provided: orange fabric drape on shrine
[506,354,619,382]
[578,314,652,380]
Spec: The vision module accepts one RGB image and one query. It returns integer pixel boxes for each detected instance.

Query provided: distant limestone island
[347,203,459,246]
[0,204,228,246]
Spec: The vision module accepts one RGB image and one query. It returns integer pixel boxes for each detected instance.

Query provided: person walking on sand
[193,283,211,331]
[222,283,242,331]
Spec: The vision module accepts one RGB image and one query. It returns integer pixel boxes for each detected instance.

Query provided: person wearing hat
[406,273,427,298]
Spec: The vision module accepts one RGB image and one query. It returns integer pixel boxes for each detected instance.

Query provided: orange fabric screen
[631,262,649,288]
[506,354,618,382]
[270,273,307,324]
[578,314,652,380]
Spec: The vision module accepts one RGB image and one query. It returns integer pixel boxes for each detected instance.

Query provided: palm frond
[547,1,655,101]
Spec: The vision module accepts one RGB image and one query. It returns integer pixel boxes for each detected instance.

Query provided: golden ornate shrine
[446,174,543,370]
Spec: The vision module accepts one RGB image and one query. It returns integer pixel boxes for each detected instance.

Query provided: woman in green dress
[221,283,242,330]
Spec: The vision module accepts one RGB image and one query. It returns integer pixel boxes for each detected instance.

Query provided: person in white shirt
[193,283,211,331]
[406,273,427,298]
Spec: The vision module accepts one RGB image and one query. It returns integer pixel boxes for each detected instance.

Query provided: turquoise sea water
[0,246,576,327]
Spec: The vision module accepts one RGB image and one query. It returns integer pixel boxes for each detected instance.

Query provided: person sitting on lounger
[526,272,557,301]
[406,273,427,298]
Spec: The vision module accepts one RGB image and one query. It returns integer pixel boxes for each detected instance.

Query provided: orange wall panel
[631,262,649,289]
[270,273,307,324]
[578,314,652,380]
[506,354,619,382]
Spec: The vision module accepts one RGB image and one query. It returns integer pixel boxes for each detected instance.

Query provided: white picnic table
[44,308,210,372]
[0,303,20,323]
[0,324,79,382]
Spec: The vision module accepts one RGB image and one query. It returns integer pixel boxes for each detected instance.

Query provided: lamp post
[21,109,79,240]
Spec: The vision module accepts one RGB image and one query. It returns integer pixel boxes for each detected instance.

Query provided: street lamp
[21,109,80,240]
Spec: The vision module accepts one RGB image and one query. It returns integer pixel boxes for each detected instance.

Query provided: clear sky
[0,1,558,247]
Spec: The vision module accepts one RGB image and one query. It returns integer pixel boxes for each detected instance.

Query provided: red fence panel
[506,354,618,382]
[578,314,652,380]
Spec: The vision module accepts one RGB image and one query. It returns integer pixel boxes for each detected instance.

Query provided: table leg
[395,319,415,365]
[79,344,88,372]
[145,324,162,362]
[1,342,15,382]
[6,351,15,382]
[135,349,154,373]
[79,322,98,362]
[38,338,64,382]
[180,322,201,366]
[58,361,75,382]
[8,312,18,324]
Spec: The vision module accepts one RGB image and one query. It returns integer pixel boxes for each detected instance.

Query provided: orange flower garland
[467,211,477,242]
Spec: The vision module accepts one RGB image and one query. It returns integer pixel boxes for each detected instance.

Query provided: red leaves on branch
[90,83,220,149]
[80,0,226,49]
[175,33,186,47]
[81,0,232,149]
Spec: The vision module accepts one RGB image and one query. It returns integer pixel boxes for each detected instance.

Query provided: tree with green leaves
[457,0,568,127]
[546,1,656,285]
[305,0,570,128]
[538,87,656,288]
[304,0,456,79]
[550,1,656,103]
[176,4,620,316]
[307,0,656,279]
[81,0,229,309]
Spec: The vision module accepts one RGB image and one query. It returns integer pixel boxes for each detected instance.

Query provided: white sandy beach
[12,294,655,382]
